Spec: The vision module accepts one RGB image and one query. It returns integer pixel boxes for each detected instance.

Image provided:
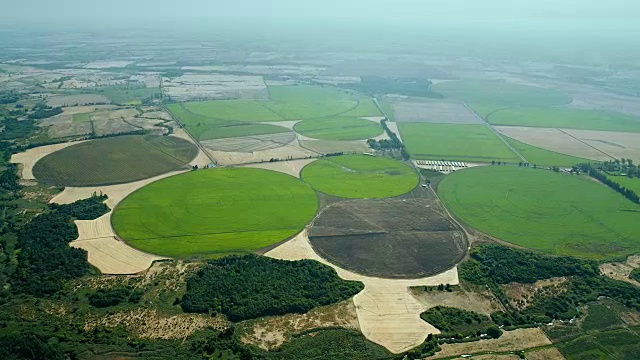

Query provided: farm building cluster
[414,160,468,173]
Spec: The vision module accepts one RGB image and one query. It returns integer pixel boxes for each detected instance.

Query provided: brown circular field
[308,187,467,278]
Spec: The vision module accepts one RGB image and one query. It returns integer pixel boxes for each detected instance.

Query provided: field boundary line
[464,102,528,164]
[163,104,217,165]
[556,128,616,160]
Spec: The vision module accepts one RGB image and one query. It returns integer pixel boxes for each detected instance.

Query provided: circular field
[438,166,640,260]
[432,80,572,107]
[301,155,418,199]
[294,117,383,141]
[112,168,318,258]
[309,187,467,278]
[33,135,198,186]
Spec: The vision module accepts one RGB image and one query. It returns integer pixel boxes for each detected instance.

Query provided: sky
[2,0,639,26]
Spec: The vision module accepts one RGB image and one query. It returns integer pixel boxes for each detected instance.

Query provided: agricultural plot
[301,154,418,198]
[96,85,161,105]
[558,328,640,360]
[609,175,640,194]
[299,140,370,155]
[294,117,382,140]
[495,126,609,161]
[392,100,482,124]
[112,168,318,258]
[503,136,593,167]
[46,94,110,107]
[562,128,640,162]
[200,132,295,152]
[309,186,466,278]
[32,135,197,186]
[487,107,640,132]
[438,166,640,260]
[432,80,572,107]
[399,123,520,162]
[162,73,268,101]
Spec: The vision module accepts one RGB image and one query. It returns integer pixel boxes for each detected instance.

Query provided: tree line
[367,119,410,160]
[576,163,639,203]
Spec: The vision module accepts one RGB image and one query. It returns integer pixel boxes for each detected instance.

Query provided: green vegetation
[274,329,392,360]
[113,168,318,258]
[367,119,410,160]
[338,76,443,98]
[0,117,36,140]
[33,135,198,186]
[301,155,418,198]
[630,268,640,282]
[577,163,639,203]
[94,84,161,105]
[294,117,382,140]
[28,103,63,120]
[420,306,501,340]
[559,328,640,360]
[181,254,363,321]
[181,100,283,122]
[609,175,640,195]
[488,107,640,132]
[439,166,640,259]
[432,80,572,106]
[399,123,519,162]
[72,111,92,123]
[504,136,593,166]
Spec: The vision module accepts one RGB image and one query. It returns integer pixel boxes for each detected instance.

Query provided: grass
[96,85,160,105]
[432,80,573,106]
[112,168,318,258]
[72,112,93,123]
[32,135,198,186]
[503,136,594,166]
[166,104,289,141]
[184,100,283,122]
[487,107,640,132]
[581,302,624,332]
[301,154,418,198]
[608,175,640,194]
[294,117,382,141]
[438,166,640,260]
[399,123,520,162]
[559,328,640,360]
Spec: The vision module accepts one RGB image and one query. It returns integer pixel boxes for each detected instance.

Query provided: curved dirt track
[265,230,459,354]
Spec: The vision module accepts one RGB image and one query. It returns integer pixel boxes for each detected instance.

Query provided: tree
[486,326,502,339]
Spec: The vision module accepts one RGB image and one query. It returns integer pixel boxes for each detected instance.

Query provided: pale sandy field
[201,132,295,152]
[242,159,317,178]
[265,230,459,354]
[526,348,567,360]
[162,73,268,101]
[385,121,404,142]
[600,255,640,287]
[495,126,610,161]
[432,328,552,359]
[299,140,371,155]
[209,140,318,166]
[84,60,133,69]
[562,128,640,162]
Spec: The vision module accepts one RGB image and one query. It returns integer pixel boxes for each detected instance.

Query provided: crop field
[46,94,110,107]
[487,107,640,132]
[399,123,520,162]
[558,328,640,359]
[32,135,198,186]
[392,100,482,124]
[432,80,572,107]
[112,168,318,258]
[294,117,382,140]
[301,154,418,198]
[309,186,467,278]
[438,166,640,260]
[609,175,640,194]
[201,132,296,152]
[503,136,593,167]
[299,140,370,155]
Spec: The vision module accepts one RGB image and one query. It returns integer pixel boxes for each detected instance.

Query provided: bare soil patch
[433,328,551,358]
[242,158,317,178]
[410,288,501,316]
[501,278,568,311]
[238,299,359,350]
[527,347,567,360]
[265,230,459,353]
[309,187,467,278]
[10,141,87,179]
[601,255,640,286]
[562,128,640,162]
[495,126,609,160]
[209,141,318,166]
[163,73,268,101]
[46,94,109,107]
[393,100,482,124]
[201,132,295,152]
[299,139,370,154]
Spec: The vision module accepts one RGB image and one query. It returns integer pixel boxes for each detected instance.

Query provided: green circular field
[432,80,572,107]
[294,117,383,141]
[438,166,640,260]
[33,135,198,186]
[301,155,418,198]
[112,168,318,258]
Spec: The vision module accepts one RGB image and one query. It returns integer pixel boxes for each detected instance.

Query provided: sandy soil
[262,120,300,130]
[10,141,87,179]
[600,255,640,286]
[163,73,268,101]
[299,140,371,155]
[526,348,567,360]
[392,100,482,124]
[242,159,317,178]
[432,328,552,359]
[201,132,296,152]
[84,60,133,69]
[209,140,318,166]
[72,237,166,275]
[265,230,459,354]
[240,299,359,350]
[561,128,640,162]
[495,126,610,161]
[410,288,501,316]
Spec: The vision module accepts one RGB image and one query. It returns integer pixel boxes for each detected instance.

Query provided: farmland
[392,100,482,124]
[487,107,640,132]
[438,166,640,260]
[432,80,572,107]
[503,136,593,166]
[112,168,318,258]
[399,123,520,162]
[301,154,418,198]
[309,186,466,278]
[609,175,640,194]
[32,135,198,186]
[294,117,382,141]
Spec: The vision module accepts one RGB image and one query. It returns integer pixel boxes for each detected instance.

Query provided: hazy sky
[3,0,639,26]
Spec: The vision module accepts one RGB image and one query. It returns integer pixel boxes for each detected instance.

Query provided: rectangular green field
[399,123,520,162]
[609,175,640,194]
[504,136,592,167]
[184,100,283,122]
[487,107,640,132]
